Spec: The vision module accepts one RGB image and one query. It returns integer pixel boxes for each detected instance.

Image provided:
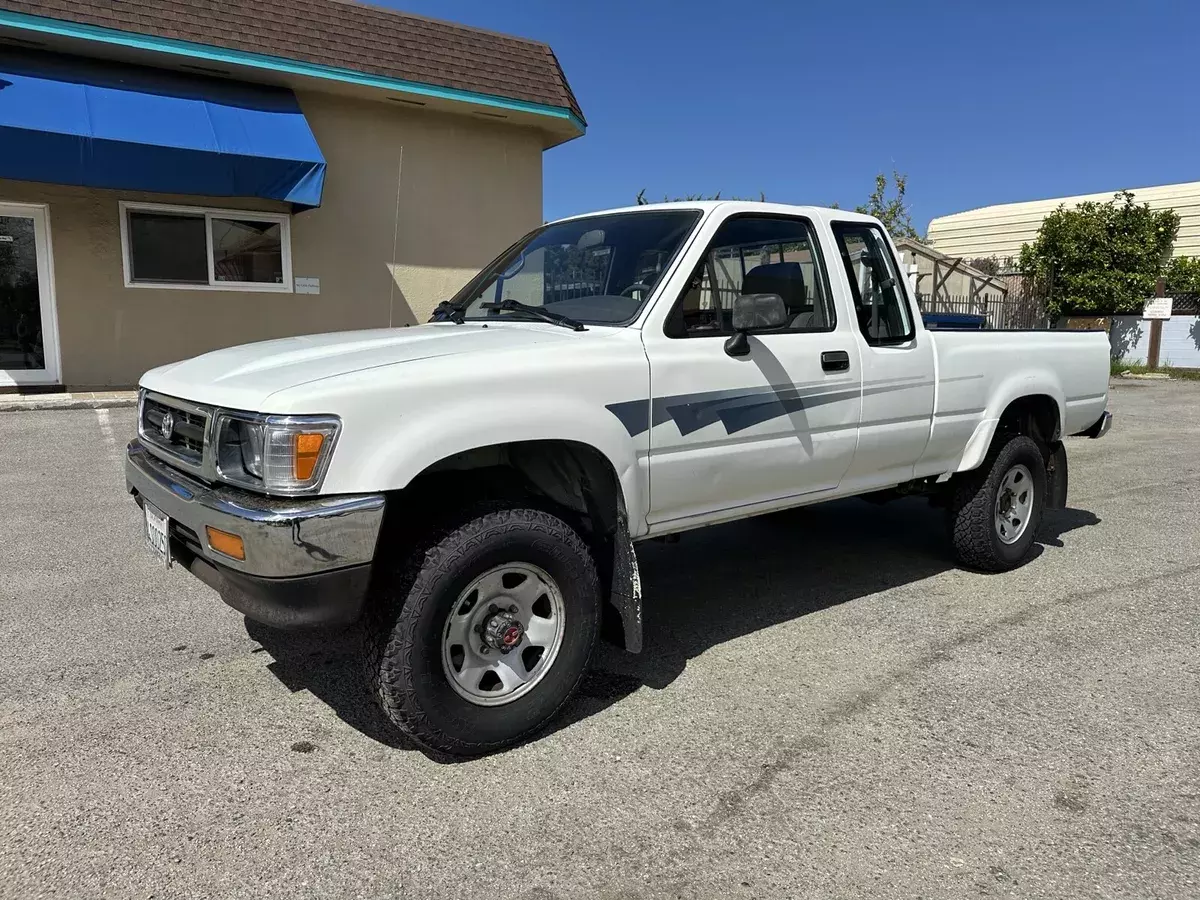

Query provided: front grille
[140,394,212,470]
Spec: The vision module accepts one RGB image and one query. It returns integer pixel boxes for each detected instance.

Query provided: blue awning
[0,49,325,207]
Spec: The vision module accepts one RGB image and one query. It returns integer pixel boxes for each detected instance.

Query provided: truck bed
[916,328,1112,479]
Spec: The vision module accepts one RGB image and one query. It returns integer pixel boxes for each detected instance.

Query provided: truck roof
[551,200,881,226]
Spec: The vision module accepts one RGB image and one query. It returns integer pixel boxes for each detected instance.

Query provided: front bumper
[126,439,385,628]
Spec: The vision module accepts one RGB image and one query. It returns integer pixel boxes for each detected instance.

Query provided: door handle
[821,350,850,372]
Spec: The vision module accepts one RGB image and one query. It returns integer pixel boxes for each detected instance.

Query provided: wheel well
[376,440,628,646]
[376,439,624,609]
[996,394,1060,448]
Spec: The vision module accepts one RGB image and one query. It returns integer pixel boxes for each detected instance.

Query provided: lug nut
[509,605,519,614]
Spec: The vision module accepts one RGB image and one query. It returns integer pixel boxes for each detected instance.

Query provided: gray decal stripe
[720,387,863,434]
[935,407,986,417]
[605,399,651,437]
[863,380,933,399]
[662,382,857,436]
[606,378,935,437]
[941,374,985,384]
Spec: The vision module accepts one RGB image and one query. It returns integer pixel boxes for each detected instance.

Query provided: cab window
[831,223,915,344]
[666,215,834,338]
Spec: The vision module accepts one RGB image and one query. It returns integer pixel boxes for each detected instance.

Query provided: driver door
[641,213,862,529]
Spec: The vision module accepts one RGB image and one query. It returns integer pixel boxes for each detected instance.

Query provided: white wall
[1110,315,1200,368]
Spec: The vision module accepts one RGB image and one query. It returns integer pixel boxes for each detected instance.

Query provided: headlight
[214,412,340,495]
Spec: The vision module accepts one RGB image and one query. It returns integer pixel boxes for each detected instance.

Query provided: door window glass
[832,223,914,344]
[0,216,43,370]
[667,216,834,338]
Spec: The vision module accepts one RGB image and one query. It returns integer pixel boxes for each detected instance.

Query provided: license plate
[144,501,172,570]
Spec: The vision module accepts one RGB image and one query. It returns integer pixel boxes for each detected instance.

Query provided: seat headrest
[742,262,806,308]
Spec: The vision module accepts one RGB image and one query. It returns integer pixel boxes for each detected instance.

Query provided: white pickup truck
[126,202,1112,755]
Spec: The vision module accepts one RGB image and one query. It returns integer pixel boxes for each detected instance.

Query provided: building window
[120,202,292,292]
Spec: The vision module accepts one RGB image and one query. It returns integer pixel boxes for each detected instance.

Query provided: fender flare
[350,399,648,652]
[956,374,1066,473]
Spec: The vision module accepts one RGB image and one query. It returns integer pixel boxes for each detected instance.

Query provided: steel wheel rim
[994,463,1034,545]
[441,562,566,707]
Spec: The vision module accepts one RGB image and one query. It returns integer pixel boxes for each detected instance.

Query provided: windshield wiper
[429,300,465,324]
[480,298,587,331]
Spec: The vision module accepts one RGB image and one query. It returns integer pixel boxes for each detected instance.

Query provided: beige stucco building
[0,0,583,389]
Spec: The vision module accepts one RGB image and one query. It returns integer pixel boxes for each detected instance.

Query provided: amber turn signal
[293,432,326,481]
[205,526,246,561]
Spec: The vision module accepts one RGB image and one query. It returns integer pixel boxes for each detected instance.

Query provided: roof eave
[0,9,585,145]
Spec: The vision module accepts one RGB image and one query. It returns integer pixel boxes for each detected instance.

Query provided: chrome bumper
[125,439,384,579]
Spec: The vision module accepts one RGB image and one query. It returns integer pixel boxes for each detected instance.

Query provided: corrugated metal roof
[927,181,1200,262]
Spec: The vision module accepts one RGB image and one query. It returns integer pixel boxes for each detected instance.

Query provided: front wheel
[365,507,601,756]
[947,434,1046,572]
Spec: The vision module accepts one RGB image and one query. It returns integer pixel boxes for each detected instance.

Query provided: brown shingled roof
[0,0,584,122]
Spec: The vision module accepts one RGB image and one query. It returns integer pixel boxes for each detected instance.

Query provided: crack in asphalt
[705,559,1200,826]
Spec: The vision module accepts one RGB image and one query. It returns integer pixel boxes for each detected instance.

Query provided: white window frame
[118,200,293,293]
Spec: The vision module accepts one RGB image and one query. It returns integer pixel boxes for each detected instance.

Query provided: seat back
[741,262,812,327]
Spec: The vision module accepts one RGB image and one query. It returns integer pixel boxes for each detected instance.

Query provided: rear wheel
[947,434,1046,572]
[365,507,600,756]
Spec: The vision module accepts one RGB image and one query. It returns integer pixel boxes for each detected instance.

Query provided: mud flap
[609,500,643,654]
[1045,441,1068,509]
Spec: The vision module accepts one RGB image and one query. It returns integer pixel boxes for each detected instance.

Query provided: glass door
[0,203,59,386]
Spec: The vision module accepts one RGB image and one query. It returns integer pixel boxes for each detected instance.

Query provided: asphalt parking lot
[2,381,1199,900]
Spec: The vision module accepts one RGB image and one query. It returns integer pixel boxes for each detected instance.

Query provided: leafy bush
[968,257,1001,276]
[1164,256,1200,295]
[1018,191,1178,317]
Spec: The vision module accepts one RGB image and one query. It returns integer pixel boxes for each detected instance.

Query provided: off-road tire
[947,434,1046,572]
[364,507,601,757]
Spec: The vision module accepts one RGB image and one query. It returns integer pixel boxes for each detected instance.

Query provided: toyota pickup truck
[126,202,1112,756]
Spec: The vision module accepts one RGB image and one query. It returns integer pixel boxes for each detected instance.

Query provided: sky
[381,0,1200,232]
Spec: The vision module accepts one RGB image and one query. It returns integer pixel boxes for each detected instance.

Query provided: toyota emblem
[160,411,175,439]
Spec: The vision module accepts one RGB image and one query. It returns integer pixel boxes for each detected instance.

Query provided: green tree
[969,257,1002,276]
[1017,191,1179,317]
[855,171,918,240]
[1164,256,1200,294]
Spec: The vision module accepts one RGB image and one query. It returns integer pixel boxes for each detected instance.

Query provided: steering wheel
[619,282,655,298]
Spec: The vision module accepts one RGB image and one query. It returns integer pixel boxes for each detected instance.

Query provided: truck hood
[140,322,581,411]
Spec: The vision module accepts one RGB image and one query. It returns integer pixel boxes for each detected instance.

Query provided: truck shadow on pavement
[247,498,1099,758]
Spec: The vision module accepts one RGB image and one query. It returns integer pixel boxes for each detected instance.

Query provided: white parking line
[95,407,122,466]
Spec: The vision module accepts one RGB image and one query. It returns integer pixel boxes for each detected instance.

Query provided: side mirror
[725,293,788,357]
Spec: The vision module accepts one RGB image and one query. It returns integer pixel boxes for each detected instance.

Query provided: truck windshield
[454,210,701,325]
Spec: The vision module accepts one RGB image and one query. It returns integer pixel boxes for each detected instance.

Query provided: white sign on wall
[294,276,320,295]
[1143,296,1173,320]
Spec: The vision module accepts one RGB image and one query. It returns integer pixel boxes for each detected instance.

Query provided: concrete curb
[0,397,138,412]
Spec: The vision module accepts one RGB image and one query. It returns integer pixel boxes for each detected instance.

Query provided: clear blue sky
[381,0,1199,231]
